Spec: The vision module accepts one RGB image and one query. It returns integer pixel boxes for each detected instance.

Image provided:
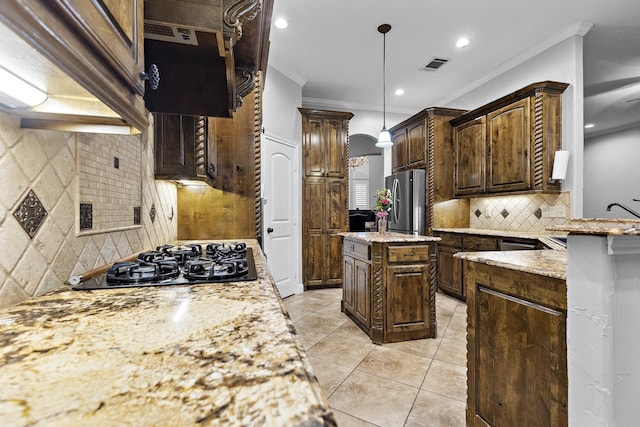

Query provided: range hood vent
[421,57,449,71]
[144,23,199,46]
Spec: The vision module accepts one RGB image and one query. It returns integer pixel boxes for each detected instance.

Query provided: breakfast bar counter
[0,240,334,426]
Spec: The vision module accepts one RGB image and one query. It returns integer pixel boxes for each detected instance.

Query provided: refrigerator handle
[392,178,400,223]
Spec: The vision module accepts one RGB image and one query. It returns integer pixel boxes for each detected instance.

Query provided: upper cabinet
[0,0,148,133]
[391,119,426,170]
[143,0,273,118]
[451,81,568,197]
[299,108,354,178]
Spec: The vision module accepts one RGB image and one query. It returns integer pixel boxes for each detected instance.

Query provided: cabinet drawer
[387,245,430,263]
[435,233,462,247]
[344,239,370,261]
[463,236,499,251]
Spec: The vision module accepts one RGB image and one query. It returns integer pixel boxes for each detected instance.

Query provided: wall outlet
[548,205,567,218]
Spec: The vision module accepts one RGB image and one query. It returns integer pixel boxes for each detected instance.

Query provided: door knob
[267,227,274,233]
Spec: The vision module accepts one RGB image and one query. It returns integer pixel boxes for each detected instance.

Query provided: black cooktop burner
[72,243,258,290]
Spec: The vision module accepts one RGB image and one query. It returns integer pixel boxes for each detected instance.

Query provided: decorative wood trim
[532,91,545,188]
[426,113,435,234]
[371,248,384,344]
[450,81,569,127]
[223,0,261,41]
[194,116,207,176]
[235,67,256,109]
[254,71,263,244]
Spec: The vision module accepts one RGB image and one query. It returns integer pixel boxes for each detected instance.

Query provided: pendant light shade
[375,23,393,148]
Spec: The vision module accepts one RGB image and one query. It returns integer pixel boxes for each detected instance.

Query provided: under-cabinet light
[0,65,47,108]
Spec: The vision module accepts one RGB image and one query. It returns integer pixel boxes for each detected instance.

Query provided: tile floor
[283,288,468,427]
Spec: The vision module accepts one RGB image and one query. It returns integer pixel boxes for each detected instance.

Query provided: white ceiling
[268,0,640,138]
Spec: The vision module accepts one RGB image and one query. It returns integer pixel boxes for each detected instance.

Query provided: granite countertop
[0,240,334,426]
[433,227,567,239]
[547,218,640,236]
[339,231,440,243]
[454,250,566,280]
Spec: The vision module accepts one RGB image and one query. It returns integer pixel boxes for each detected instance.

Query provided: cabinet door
[391,129,407,171]
[386,264,431,339]
[325,119,347,178]
[68,0,145,94]
[353,259,371,327]
[302,178,326,286]
[302,117,325,177]
[487,98,531,193]
[343,255,355,313]
[155,114,196,177]
[472,287,567,427]
[325,179,346,285]
[437,245,464,299]
[407,121,426,166]
[454,118,486,196]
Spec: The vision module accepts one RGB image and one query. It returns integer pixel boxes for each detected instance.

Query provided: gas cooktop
[72,242,258,290]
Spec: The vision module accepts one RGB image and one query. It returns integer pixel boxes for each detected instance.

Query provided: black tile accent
[534,208,542,219]
[474,209,482,218]
[501,208,510,218]
[80,203,93,230]
[150,204,156,223]
[134,206,141,225]
[114,157,120,169]
[13,190,47,238]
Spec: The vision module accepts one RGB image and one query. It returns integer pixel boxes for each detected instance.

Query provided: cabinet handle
[140,64,160,90]
[404,251,416,256]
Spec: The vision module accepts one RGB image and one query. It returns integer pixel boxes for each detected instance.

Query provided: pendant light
[375,23,392,148]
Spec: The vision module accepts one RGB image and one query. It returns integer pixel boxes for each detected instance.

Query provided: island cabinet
[462,254,568,427]
[300,108,354,289]
[341,234,438,344]
[451,81,568,198]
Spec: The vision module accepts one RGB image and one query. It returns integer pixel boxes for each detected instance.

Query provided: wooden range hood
[143,0,273,118]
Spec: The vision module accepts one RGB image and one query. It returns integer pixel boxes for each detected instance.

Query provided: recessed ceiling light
[274,17,288,29]
[395,88,404,96]
[585,123,595,129]
[456,37,470,48]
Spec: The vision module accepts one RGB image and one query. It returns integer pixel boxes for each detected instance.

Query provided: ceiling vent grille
[420,57,449,71]
[144,23,199,46]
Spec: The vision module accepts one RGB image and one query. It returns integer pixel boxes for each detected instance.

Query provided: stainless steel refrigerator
[384,169,426,235]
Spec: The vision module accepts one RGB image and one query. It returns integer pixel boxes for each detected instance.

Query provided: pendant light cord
[377,24,391,130]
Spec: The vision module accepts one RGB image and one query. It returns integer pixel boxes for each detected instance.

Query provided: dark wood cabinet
[487,98,531,193]
[1,0,148,132]
[342,236,437,344]
[452,81,568,197]
[454,118,486,197]
[435,231,543,300]
[464,259,567,427]
[154,114,216,186]
[300,108,353,289]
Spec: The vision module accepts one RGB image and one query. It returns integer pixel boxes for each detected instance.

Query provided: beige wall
[0,112,177,308]
[469,192,571,232]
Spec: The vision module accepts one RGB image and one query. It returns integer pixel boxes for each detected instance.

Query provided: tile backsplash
[0,112,177,308]
[469,192,570,233]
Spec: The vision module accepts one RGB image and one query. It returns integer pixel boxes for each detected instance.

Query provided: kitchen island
[339,232,440,344]
[0,240,334,426]
[455,249,567,427]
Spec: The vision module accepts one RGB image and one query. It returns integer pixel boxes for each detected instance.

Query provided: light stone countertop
[547,218,640,236]
[339,231,440,243]
[432,227,567,239]
[0,240,334,426]
[454,249,566,280]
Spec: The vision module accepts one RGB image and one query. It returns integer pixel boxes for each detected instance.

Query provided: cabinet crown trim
[449,81,569,126]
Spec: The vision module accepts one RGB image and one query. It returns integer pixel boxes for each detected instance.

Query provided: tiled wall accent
[0,112,177,308]
[78,132,141,232]
[469,192,571,232]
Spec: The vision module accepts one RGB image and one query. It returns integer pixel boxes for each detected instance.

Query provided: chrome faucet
[606,202,640,219]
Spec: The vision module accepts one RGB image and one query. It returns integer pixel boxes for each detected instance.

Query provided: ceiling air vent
[144,23,199,46]
[420,57,449,71]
